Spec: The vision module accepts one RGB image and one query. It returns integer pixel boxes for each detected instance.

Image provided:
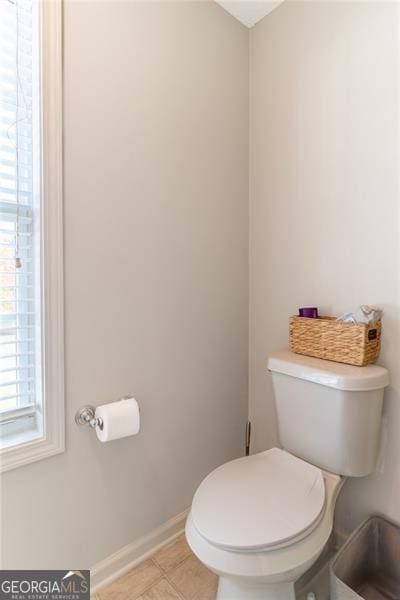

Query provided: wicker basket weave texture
[289,316,381,366]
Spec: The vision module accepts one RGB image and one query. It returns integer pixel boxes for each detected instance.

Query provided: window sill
[0,433,64,473]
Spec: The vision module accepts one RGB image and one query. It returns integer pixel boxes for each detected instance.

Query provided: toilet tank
[267,349,389,477]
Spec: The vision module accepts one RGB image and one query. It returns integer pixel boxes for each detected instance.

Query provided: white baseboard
[91,508,189,593]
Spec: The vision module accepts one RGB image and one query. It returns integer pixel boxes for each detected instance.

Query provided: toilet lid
[191,448,325,551]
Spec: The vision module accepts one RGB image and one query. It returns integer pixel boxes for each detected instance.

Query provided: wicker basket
[289,316,381,366]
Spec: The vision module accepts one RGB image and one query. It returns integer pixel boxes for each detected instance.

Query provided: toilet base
[216,576,296,600]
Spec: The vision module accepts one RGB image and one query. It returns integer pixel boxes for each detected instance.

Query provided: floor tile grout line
[152,552,194,577]
[162,554,196,600]
[137,566,185,600]
[163,554,218,600]
[163,570,188,600]
[162,554,194,600]
[132,569,164,600]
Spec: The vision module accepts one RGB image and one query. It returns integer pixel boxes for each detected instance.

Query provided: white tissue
[95,398,140,443]
[337,305,382,325]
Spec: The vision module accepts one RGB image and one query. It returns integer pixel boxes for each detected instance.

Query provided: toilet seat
[191,448,326,552]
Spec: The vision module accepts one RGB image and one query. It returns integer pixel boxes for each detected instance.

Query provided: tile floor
[94,532,333,600]
[95,534,218,600]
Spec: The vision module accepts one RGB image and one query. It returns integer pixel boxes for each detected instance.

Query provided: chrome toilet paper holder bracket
[75,406,104,430]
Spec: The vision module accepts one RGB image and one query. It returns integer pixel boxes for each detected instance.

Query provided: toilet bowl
[186,448,343,600]
[186,349,389,600]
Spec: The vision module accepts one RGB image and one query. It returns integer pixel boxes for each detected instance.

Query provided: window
[0,0,63,471]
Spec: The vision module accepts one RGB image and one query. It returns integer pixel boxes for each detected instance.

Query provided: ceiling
[215,0,284,28]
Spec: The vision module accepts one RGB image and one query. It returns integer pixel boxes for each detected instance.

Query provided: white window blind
[0,0,42,447]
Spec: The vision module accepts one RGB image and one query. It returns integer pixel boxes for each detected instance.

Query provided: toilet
[185,349,389,600]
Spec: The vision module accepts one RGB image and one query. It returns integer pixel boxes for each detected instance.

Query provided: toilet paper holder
[75,405,104,430]
[75,396,140,443]
[75,396,134,431]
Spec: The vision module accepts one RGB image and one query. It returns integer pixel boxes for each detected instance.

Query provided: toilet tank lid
[267,349,389,391]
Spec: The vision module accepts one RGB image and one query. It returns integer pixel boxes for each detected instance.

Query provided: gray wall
[249,1,400,531]
[1,1,249,568]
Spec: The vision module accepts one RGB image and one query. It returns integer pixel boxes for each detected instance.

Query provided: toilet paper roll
[95,398,140,443]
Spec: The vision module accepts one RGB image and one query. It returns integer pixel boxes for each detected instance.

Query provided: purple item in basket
[299,307,318,318]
